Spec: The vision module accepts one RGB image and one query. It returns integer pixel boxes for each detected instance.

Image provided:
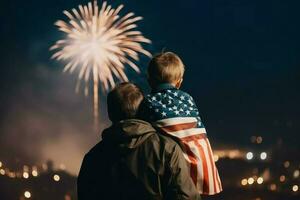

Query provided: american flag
[142,85,222,195]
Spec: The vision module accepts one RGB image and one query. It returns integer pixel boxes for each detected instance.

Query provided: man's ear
[175,78,183,89]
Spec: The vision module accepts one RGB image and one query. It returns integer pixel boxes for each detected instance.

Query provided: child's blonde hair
[147,52,185,86]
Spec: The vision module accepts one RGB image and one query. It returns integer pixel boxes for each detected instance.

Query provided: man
[77,82,200,200]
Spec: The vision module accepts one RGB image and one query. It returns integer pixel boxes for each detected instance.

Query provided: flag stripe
[161,128,207,138]
[160,122,197,132]
[194,139,210,194]
[182,143,198,185]
[155,117,197,127]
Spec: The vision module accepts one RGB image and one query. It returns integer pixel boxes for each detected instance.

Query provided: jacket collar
[151,83,176,93]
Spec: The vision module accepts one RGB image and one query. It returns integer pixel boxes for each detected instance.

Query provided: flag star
[188,100,194,105]
[183,104,188,107]
[152,96,157,101]
[186,110,191,115]
[168,108,173,111]
[179,100,183,104]
[179,108,184,112]
[167,90,171,93]
[162,104,166,108]
[168,100,172,104]
[174,110,180,115]
[198,122,202,126]
[158,100,162,104]
[172,106,177,110]
[180,96,185,100]
[161,112,167,117]
[157,92,161,96]
[189,107,193,110]
[168,96,173,99]
[173,92,178,96]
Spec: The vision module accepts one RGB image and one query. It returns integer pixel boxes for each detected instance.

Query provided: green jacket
[77,119,200,200]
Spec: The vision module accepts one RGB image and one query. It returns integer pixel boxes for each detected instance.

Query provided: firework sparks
[50,1,151,123]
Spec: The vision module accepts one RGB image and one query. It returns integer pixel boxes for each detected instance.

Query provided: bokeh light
[241,178,248,186]
[292,185,298,192]
[53,174,60,182]
[246,152,254,160]
[270,184,277,191]
[257,177,264,184]
[23,172,29,179]
[279,175,286,182]
[248,177,255,185]
[256,136,263,144]
[293,170,299,178]
[260,152,267,160]
[284,161,290,168]
[0,169,5,175]
[24,191,31,198]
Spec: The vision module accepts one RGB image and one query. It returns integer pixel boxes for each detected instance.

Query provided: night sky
[0,0,299,174]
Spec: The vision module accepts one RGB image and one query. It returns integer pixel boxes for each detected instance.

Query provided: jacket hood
[102,119,156,148]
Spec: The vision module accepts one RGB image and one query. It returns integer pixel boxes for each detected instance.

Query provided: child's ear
[175,78,183,89]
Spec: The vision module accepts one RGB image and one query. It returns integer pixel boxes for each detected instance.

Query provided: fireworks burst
[50,1,151,123]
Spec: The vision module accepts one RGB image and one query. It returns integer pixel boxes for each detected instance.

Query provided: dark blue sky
[0,0,299,171]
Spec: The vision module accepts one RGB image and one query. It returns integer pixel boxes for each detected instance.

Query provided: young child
[140,52,222,195]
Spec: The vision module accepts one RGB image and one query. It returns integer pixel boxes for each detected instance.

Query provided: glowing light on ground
[50,0,151,123]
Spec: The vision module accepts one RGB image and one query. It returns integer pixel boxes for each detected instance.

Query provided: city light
[248,177,255,185]
[32,170,38,177]
[53,174,60,182]
[257,177,264,184]
[292,185,298,192]
[269,184,277,191]
[0,169,5,175]
[293,170,299,178]
[0,161,2,167]
[260,152,267,160]
[24,191,31,199]
[284,161,290,168]
[213,155,219,162]
[23,172,29,179]
[256,136,263,144]
[279,175,286,182]
[241,178,248,186]
[246,152,254,160]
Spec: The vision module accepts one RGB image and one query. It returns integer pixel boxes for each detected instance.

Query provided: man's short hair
[147,52,185,86]
[107,82,144,122]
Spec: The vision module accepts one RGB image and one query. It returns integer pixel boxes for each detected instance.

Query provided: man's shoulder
[83,140,107,162]
[146,132,181,155]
